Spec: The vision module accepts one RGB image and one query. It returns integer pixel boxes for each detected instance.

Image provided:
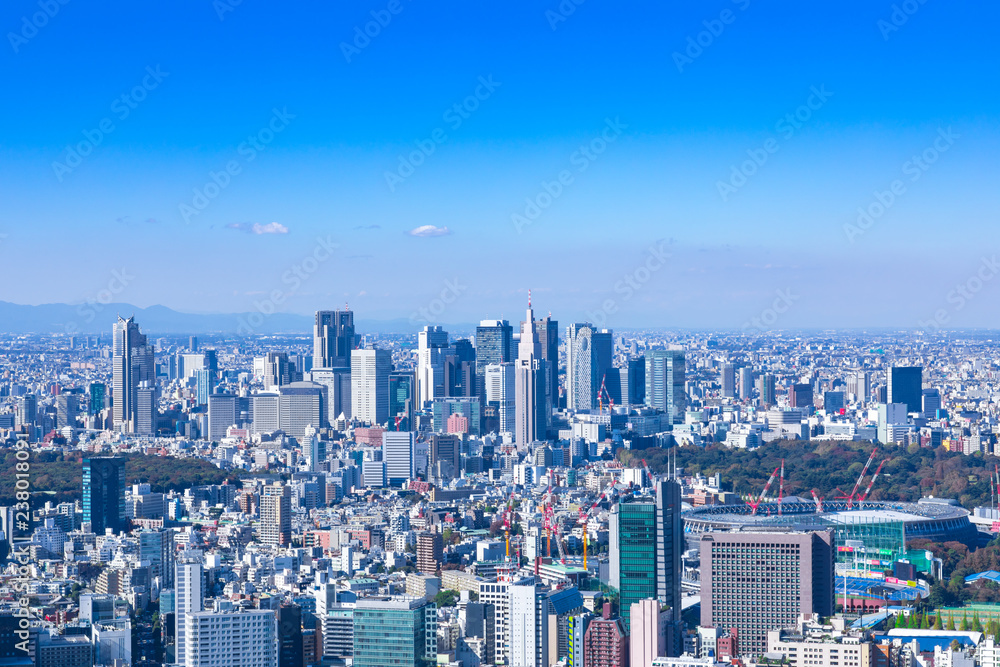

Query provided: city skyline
[4,3,1000,667]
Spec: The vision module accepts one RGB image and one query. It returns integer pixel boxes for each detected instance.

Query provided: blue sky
[1,0,998,330]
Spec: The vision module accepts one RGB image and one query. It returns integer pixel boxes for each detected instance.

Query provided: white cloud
[252,222,288,235]
[227,222,289,235]
[408,225,451,237]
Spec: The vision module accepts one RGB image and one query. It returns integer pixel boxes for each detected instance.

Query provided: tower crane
[748,465,781,516]
[777,459,785,517]
[835,448,878,509]
[578,491,608,570]
[811,489,824,513]
[598,373,614,414]
[858,457,889,505]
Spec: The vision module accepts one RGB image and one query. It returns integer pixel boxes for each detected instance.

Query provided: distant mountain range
[0,301,472,335]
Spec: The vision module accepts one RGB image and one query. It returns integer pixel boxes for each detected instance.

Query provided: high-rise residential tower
[509,584,550,667]
[260,483,292,546]
[175,560,204,666]
[645,350,685,423]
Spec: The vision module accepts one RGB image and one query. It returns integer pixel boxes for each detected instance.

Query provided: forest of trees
[0,450,242,506]
[912,537,1000,606]
[621,439,1000,509]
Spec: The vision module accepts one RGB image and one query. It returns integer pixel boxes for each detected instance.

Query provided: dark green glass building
[353,597,437,667]
[83,457,126,535]
[609,479,683,636]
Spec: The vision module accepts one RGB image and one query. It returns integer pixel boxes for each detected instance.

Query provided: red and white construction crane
[748,464,782,516]
[641,458,656,487]
[578,490,608,570]
[835,448,879,509]
[811,489,824,513]
[777,459,785,516]
[598,373,614,414]
[857,457,889,505]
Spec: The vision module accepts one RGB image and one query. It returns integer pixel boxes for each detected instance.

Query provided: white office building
[383,431,415,485]
[417,326,451,408]
[182,600,277,667]
[351,348,390,425]
[175,560,203,665]
[486,362,516,434]
[509,583,549,667]
[251,394,279,435]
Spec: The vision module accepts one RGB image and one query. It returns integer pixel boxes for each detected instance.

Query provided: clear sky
[1,0,998,330]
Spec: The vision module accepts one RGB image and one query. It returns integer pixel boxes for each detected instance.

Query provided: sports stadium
[683,497,980,556]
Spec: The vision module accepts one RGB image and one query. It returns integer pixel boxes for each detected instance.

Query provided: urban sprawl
[3,305,1000,667]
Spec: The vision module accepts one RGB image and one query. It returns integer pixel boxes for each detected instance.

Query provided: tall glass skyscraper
[417,326,451,408]
[475,320,513,371]
[535,315,559,409]
[565,324,613,411]
[88,382,106,416]
[888,365,923,413]
[314,309,355,369]
[112,315,155,434]
[645,350,686,423]
[475,319,513,399]
[195,369,214,405]
[609,479,683,637]
[83,457,126,535]
[389,371,415,430]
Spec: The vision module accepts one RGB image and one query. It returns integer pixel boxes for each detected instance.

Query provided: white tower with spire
[515,290,547,448]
